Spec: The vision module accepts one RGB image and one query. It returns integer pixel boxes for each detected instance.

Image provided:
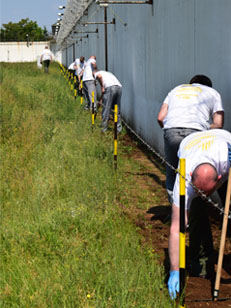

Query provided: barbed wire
[121,119,231,219]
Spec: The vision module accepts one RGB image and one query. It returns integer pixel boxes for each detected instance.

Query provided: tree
[0,18,52,42]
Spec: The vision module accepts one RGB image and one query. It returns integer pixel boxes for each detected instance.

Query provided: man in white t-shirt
[68,62,75,78]
[73,56,85,94]
[73,56,85,82]
[157,75,224,203]
[81,56,97,110]
[168,129,231,299]
[40,46,53,73]
[94,68,122,133]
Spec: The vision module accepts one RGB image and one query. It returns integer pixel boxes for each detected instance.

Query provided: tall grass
[0,62,174,307]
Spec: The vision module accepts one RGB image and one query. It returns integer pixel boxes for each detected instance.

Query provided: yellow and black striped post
[61,65,65,77]
[60,64,63,74]
[64,67,67,80]
[70,74,74,92]
[68,72,71,87]
[74,76,77,99]
[80,80,83,105]
[91,91,95,127]
[114,104,118,170]
[179,158,186,308]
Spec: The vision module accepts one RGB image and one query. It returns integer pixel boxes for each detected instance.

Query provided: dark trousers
[43,60,50,73]
[188,181,228,277]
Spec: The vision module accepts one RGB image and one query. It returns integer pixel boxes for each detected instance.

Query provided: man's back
[163,83,223,130]
[94,71,122,88]
[41,48,52,61]
[82,58,96,81]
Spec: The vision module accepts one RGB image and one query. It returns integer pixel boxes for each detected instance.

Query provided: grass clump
[0,62,174,307]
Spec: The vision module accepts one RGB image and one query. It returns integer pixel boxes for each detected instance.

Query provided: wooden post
[213,145,231,300]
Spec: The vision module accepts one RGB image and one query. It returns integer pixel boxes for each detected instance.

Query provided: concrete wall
[0,41,62,63]
[61,0,231,155]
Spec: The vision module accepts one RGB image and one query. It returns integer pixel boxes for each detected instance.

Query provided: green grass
[0,62,174,307]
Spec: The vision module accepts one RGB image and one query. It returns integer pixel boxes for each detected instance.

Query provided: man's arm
[210,111,224,129]
[169,204,180,271]
[96,73,105,94]
[157,103,168,128]
[168,204,188,299]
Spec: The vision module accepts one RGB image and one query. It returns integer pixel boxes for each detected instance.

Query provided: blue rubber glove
[168,270,179,300]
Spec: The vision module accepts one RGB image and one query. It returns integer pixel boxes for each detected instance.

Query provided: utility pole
[104,7,108,71]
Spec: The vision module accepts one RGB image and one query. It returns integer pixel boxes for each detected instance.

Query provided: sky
[0,0,66,32]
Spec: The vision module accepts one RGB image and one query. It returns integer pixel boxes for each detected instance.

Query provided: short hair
[80,56,85,62]
[189,75,213,88]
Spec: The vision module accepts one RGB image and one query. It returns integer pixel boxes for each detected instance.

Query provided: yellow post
[68,72,71,87]
[80,80,83,105]
[114,104,118,169]
[74,76,77,99]
[91,91,95,126]
[179,158,186,308]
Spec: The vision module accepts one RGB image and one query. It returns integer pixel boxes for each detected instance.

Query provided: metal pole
[179,158,186,308]
[99,0,153,3]
[66,44,68,67]
[104,7,108,71]
[73,43,75,61]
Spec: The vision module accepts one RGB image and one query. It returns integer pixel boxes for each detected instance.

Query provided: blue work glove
[168,270,179,300]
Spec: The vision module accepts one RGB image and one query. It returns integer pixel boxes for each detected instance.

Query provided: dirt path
[120,132,231,307]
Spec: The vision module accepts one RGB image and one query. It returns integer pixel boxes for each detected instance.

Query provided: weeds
[0,62,173,307]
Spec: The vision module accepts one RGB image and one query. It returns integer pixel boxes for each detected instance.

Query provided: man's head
[191,163,221,196]
[80,56,85,63]
[45,46,49,49]
[189,75,213,88]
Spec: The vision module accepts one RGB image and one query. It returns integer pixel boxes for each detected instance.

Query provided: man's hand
[157,103,168,128]
[168,270,179,299]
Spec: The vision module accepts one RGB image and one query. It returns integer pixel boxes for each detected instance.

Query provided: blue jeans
[164,128,200,194]
[102,86,122,132]
[83,80,96,109]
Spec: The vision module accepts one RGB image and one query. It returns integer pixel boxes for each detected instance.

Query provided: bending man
[94,68,122,133]
[168,129,231,299]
